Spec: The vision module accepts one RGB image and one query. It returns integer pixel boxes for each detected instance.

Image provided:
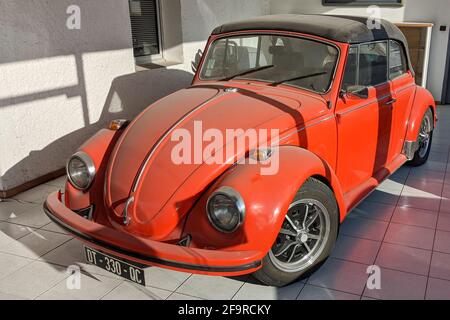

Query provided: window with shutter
[129,0,161,62]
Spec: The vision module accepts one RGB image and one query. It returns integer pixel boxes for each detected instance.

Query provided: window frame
[198,32,342,95]
[129,0,164,66]
[388,39,409,81]
[342,39,410,91]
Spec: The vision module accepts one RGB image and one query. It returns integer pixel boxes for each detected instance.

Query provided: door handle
[385,98,397,106]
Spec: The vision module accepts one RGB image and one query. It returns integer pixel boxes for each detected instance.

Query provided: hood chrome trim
[129,88,223,195]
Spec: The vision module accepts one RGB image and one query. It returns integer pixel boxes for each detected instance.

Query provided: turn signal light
[109,119,129,131]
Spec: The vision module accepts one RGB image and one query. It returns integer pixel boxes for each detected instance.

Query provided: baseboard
[0,168,66,199]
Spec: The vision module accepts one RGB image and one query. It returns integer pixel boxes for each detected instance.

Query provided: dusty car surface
[44,14,436,287]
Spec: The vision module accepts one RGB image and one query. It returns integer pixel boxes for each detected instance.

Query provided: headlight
[206,187,245,233]
[66,151,96,190]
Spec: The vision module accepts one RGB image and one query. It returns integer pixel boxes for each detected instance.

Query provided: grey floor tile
[12,184,59,204]
[398,194,441,213]
[101,281,171,300]
[0,261,68,299]
[384,223,435,250]
[0,222,35,247]
[144,267,191,292]
[0,252,33,281]
[437,213,450,232]
[365,189,400,206]
[363,268,427,300]
[6,205,51,228]
[297,284,360,300]
[434,230,450,254]
[425,278,450,300]
[40,238,122,280]
[407,169,446,183]
[0,291,28,300]
[430,252,450,281]
[331,235,381,265]
[233,281,303,300]
[0,229,71,259]
[375,243,432,276]
[44,176,67,189]
[0,200,34,221]
[441,184,450,214]
[340,216,389,241]
[36,272,122,300]
[39,222,69,235]
[391,206,438,229]
[176,274,245,300]
[167,293,203,300]
[307,258,368,295]
[350,202,395,222]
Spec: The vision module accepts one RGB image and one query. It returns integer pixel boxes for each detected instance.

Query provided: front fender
[405,86,437,142]
[183,146,346,258]
[65,128,123,212]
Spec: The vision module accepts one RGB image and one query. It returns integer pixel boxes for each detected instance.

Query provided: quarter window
[342,41,389,90]
[389,40,408,79]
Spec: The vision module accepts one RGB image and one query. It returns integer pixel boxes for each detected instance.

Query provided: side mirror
[345,85,369,99]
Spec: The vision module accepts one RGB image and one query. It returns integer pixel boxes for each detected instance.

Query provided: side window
[342,46,358,90]
[389,40,408,79]
[359,42,388,87]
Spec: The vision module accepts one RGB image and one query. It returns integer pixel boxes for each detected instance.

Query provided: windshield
[199,34,339,93]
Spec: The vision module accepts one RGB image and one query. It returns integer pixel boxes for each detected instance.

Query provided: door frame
[441,30,450,104]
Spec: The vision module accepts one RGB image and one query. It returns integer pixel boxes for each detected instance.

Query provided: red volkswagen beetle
[44,15,436,287]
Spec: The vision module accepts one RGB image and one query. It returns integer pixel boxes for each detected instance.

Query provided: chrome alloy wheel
[418,115,432,158]
[269,199,330,273]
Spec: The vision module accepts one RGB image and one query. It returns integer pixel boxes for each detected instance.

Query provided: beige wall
[269,0,450,101]
[0,0,269,191]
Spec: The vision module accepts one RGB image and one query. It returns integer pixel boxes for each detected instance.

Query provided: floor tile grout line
[98,280,127,300]
[165,273,193,300]
[424,148,450,299]
[230,275,250,300]
[299,282,362,299]
[368,168,408,298]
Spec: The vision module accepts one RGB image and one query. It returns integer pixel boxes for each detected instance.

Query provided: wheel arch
[183,145,347,258]
[405,86,437,143]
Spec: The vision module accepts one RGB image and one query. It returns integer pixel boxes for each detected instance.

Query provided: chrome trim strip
[130,90,222,193]
[337,93,392,117]
[277,115,335,144]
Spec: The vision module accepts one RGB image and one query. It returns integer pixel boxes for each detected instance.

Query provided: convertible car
[44,15,436,287]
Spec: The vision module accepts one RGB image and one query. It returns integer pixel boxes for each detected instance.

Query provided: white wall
[0,0,269,192]
[269,0,450,101]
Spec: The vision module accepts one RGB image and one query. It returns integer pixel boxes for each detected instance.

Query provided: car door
[335,42,393,194]
[388,40,416,159]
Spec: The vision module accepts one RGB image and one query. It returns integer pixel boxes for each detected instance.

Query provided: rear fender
[183,146,346,257]
[405,86,437,143]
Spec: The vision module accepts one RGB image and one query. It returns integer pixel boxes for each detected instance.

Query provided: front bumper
[44,191,262,276]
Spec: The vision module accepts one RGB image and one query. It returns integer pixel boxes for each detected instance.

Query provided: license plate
[84,247,146,286]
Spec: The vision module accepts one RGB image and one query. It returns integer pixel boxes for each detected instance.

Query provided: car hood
[104,83,327,239]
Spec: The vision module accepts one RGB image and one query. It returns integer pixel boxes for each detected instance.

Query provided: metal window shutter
[129,0,160,57]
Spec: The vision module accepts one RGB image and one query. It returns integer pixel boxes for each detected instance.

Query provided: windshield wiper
[269,71,328,87]
[220,65,275,81]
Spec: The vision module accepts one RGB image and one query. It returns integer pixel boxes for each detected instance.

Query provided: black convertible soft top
[212,14,407,45]
[212,14,413,74]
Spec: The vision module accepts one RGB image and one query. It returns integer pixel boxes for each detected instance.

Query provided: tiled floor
[0,106,449,300]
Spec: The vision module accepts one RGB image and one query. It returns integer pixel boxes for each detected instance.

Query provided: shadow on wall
[2,68,193,195]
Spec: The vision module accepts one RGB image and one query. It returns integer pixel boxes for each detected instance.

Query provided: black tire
[253,178,339,287]
[408,109,434,167]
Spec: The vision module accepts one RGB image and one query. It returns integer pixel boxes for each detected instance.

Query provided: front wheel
[253,178,339,287]
[408,109,434,167]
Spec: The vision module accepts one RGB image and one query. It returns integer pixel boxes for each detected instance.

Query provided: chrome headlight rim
[206,186,246,234]
[66,151,96,191]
